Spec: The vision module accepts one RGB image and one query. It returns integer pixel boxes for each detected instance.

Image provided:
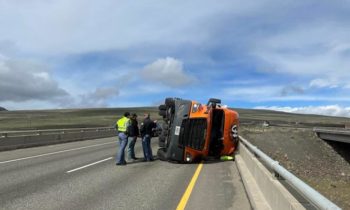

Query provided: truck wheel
[159,134,166,143]
[208,98,221,104]
[159,110,166,117]
[157,148,167,161]
[158,104,167,111]
[159,141,166,148]
[162,123,169,131]
[166,107,172,121]
[165,98,175,107]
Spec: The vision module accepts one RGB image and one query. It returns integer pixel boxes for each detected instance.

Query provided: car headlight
[185,153,193,162]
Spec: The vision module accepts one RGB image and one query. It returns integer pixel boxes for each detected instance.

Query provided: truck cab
[157,98,239,163]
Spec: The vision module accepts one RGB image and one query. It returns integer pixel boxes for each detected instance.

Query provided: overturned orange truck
[157,98,239,163]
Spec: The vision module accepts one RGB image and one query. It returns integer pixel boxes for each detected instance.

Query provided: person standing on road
[127,113,139,161]
[140,113,156,161]
[115,112,131,165]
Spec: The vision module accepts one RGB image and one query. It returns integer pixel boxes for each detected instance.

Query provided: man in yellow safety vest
[115,112,131,165]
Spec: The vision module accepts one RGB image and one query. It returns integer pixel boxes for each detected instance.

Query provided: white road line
[66,157,113,173]
[0,141,115,164]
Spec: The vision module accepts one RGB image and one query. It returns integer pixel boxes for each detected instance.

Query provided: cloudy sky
[1,0,350,117]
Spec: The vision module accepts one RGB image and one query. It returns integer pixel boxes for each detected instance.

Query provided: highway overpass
[314,127,350,144]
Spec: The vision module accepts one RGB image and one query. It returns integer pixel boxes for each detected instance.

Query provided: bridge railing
[239,136,341,210]
[313,127,350,144]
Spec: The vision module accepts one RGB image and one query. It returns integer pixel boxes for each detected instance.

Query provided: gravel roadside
[240,125,350,210]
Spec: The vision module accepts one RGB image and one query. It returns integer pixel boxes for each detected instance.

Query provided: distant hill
[0,106,7,111]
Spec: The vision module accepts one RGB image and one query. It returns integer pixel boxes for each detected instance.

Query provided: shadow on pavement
[125,156,159,165]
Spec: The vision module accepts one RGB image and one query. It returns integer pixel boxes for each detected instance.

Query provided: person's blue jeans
[142,134,153,161]
[116,132,128,164]
[127,136,137,159]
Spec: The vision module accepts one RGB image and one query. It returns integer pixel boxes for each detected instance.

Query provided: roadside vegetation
[1,107,348,131]
[0,107,158,131]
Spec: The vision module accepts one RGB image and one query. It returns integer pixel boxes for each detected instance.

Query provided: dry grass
[240,125,350,209]
[0,107,158,131]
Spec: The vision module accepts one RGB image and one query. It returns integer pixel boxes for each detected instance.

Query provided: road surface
[0,137,251,210]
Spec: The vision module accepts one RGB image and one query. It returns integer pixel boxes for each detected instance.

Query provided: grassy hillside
[0,107,159,131]
[234,108,350,127]
[0,106,349,131]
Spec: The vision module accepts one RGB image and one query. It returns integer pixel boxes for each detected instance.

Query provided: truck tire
[159,110,166,117]
[162,123,169,131]
[159,134,166,144]
[159,141,166,148]
[165,98,175,107]
[208,98,221,104]
[166,107,174,121]
[159,104,167,111]
[157,148,167,161]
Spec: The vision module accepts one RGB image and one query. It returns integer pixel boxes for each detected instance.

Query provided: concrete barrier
[236,141,306,209]
[236,136,341,210]
[0,127,117,151]
[236,139,308,210]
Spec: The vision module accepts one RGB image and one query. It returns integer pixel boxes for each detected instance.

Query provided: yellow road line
[176,163,204,210]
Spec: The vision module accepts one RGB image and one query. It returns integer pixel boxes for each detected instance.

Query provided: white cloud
[0,55,68,102]
[223,85,304,102]
[224,86,280,98]
[255,105,350,118]
[254,23,350,89]
[0,0,257,55]
[280,86,304,96]
[1,100,61,111]
[309,78,338,89]
[140,57,196,88]
[61,87,119,108]
[223,85,350,103]
[1,1,350,110]
[79,87,118,107]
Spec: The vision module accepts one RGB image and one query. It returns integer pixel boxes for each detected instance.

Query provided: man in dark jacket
[140,113,156,161]
[127,113,139,160]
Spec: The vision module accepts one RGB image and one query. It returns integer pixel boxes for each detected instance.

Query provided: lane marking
[0,141,115,164]
[176,163,203,210]
[66,157,113,173]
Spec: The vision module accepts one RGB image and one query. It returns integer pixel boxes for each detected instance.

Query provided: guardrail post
[273,171,284,180]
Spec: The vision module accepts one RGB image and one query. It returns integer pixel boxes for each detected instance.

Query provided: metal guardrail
[0,127,117,151]
[0,127,115,138]
[313,127,350,144]
[239,136,341,210]
[314,127,350,134]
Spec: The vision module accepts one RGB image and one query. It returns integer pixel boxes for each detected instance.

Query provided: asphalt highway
[0,137,251,210]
